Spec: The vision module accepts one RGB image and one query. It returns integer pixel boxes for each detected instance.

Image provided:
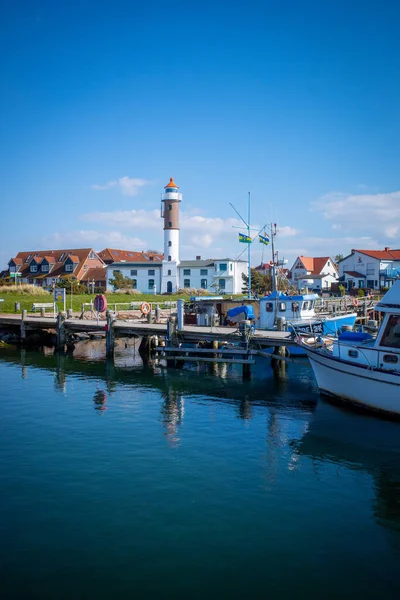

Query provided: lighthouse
[161,177,182,293]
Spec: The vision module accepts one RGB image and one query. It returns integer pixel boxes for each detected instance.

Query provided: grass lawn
[0,292,230,314]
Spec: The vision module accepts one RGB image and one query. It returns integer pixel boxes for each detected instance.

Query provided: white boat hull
[305,347,400,416]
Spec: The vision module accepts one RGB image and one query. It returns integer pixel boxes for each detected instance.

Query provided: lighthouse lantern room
[161,177,182,293]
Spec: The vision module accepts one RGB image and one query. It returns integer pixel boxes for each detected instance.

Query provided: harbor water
[1,344,400,599]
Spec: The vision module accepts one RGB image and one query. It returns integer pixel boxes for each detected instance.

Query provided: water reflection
[2,344,400,535]
[292,400,400,531]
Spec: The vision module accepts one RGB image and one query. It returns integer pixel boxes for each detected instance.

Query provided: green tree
[56,276,87,294]
[108,270,134,290]
[334,254,344,263]
[242,269,272,295]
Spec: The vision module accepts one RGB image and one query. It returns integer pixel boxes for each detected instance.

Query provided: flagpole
[247,191,251,299]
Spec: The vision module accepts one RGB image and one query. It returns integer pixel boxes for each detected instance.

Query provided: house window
[358,280,364,288]
[132,279,137,289]
[230,264,233,271]
[168,270,171,276]
[84,265,87,271]
[41,264,49,272]
[168,241,172,247]
[9,266,16,273]
[218,279,225,290]
[200,269,208,276]
[30,265,37,272]
[59,253,65,261]
[148,279,155,290]
[220,263,227,271]
[65,264,73,272]
[131,269,137,276]
[148,269,155,276]
[201,279,207,289]
[183,269,191,276]
[89,251,96,259]
[184,279,190,288]
[367,280,374,288]
[168,221,172,228]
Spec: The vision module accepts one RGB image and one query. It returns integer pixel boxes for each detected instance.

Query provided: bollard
[155,303,161,323]
[177,299,184,331]
[67,308,73,319]
[40,307,46,317]
[21,309,27,340]
[56,312,66,350]
[15,302,20,312]
[105,311,116,356]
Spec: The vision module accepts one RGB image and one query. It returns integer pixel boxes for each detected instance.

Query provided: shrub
[108,288,143,295]
[0,284,51,296]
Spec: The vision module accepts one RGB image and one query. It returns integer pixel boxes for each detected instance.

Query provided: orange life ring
[140,302,151,315]
[352,298,358,307]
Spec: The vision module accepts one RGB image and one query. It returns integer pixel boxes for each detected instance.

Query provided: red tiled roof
[80,267,107,282]
[9,257,23,265]
[254,263,271,271]
[9,248,104,282]
[98,248,164,263]
[354,249,400,260]
[298,256,334,274]
[344,271,365,278]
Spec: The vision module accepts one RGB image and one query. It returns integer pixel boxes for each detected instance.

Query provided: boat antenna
[270,223,278,293]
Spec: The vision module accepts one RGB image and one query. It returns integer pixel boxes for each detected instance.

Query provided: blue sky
[1,0,399,270]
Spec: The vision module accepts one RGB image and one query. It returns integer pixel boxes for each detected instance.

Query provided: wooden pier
[0,311,299,378]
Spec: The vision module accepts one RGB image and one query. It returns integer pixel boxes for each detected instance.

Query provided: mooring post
[56,312,66,351]
[20,309,27,341]
[105,310,116,357]
[272,317,286,375]
[155,303,161,324]
[177,299,184,331]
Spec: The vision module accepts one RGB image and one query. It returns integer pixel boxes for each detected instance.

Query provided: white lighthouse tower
[161,177,182,293]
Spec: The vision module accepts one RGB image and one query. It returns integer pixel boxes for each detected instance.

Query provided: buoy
[140,302,151,315]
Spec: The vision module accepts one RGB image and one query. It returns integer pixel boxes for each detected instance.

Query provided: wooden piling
[105,310,116,357]
[56,312,66,350]
[20,309,27,341]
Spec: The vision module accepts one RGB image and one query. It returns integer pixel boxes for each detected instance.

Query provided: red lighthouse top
[164,177,179,189]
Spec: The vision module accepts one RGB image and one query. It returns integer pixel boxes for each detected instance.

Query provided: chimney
[196,255,201,260]
[384,247,389,251]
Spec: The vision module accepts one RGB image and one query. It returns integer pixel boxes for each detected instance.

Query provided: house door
[167,281,172,293]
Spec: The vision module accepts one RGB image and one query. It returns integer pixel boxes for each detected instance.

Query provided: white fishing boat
[300,281,400,416]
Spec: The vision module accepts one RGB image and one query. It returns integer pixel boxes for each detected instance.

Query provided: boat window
[279,302,286,312]
[348,350,358,358]
[303,301,309,310]
[292,302,299,312]
[380,316,400,348]
[383,354,398,364]
[266,303,273,313]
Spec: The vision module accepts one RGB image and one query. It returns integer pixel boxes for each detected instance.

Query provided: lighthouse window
[168,204,172,210]
[184,279,190,288]
[168,270,171,276]
[168,221,172,228]
[168,241,172,247]
[168,255,171,261]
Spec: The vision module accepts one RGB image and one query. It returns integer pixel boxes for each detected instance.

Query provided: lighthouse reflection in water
[1,344,400,600]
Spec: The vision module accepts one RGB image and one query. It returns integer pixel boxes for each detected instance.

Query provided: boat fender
[140,302,151,315]
[352,298,359,307]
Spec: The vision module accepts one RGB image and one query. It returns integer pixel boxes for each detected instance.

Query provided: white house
[290,256,338,291]
[105,178,247,294]
[338,248,400,290]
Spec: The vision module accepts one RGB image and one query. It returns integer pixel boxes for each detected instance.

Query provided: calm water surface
[1,344,400,599]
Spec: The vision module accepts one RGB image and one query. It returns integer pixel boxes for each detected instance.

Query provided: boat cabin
[331,281,400,371]
[259,291,319,329]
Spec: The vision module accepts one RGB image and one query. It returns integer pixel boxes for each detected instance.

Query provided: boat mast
[270,223,277,293]
[247,191,251,299]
